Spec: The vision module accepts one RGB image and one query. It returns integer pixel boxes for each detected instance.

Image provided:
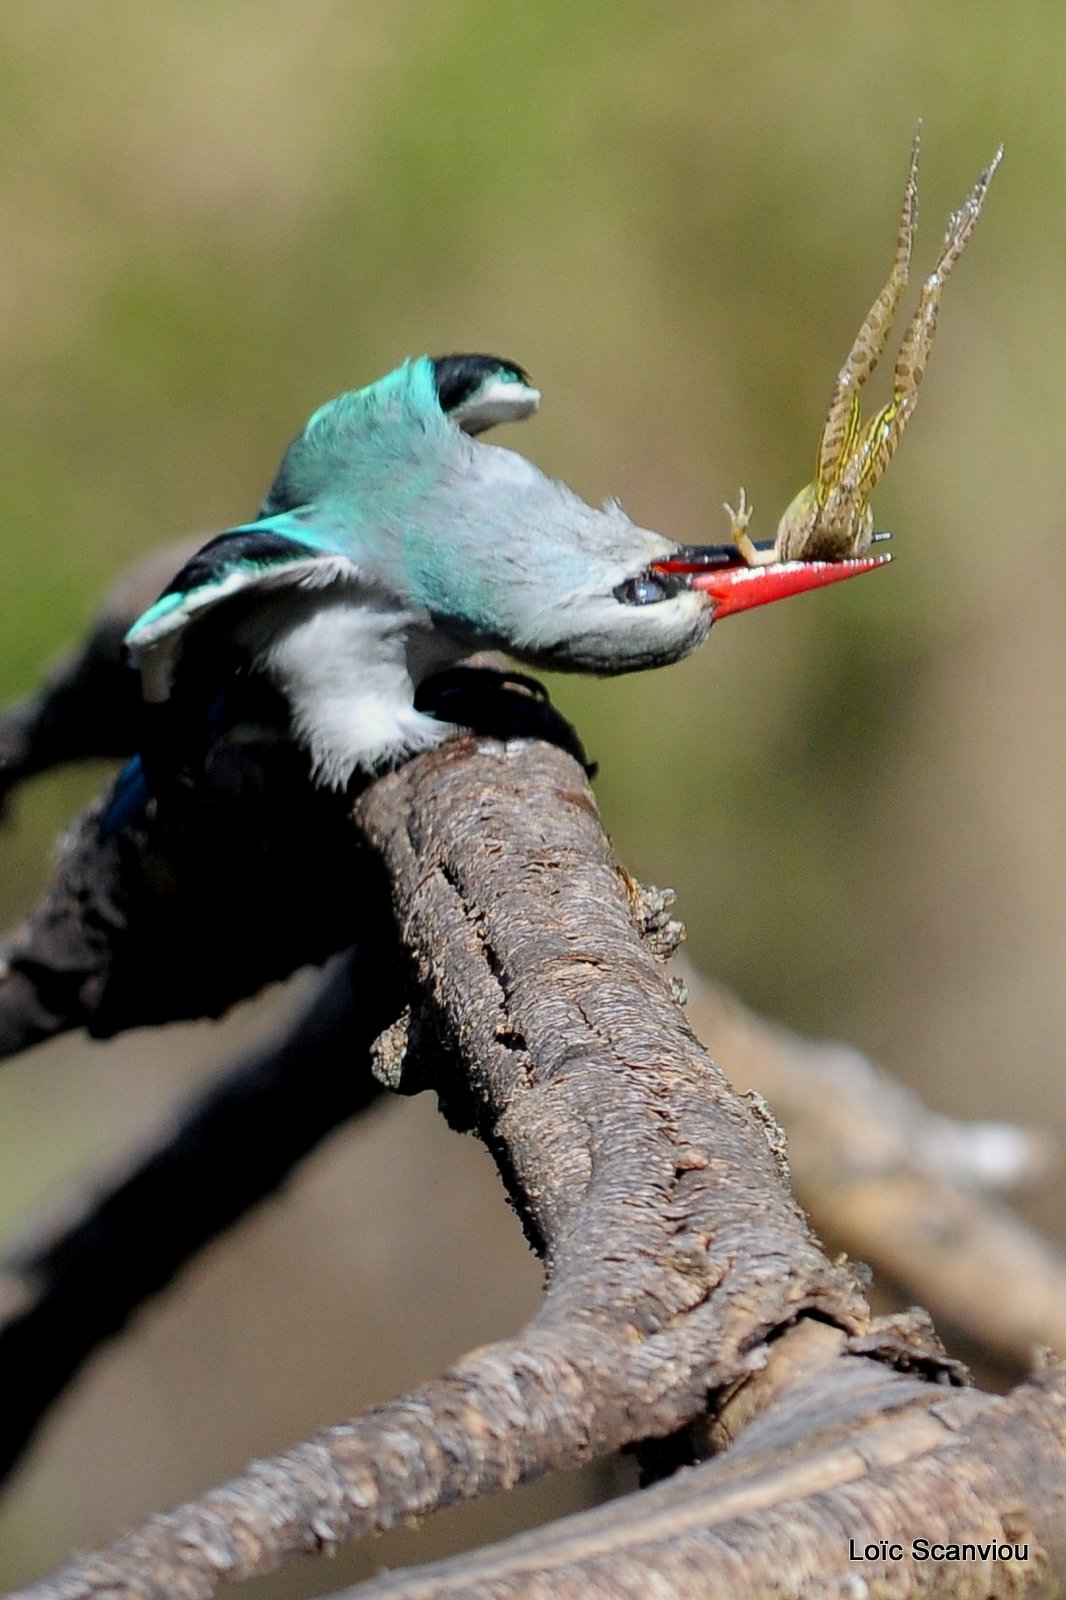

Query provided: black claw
[416,667,597,777]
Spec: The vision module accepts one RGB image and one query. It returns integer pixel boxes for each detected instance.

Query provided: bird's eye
[614,573,669,606]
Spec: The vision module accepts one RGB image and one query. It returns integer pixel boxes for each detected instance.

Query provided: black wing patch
[157,530,321,599]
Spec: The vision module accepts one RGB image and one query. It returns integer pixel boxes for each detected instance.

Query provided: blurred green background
[0,1,1063,1590]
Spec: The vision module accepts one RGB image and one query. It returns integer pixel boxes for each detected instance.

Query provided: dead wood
[0,948,388,1486]
[2,554,1064,1598]
[321,1324,1066,1600]
[3,956,1060,1498]
[0,540,198,811]
[8,733,1066,1600]
[683,968,1066,1369]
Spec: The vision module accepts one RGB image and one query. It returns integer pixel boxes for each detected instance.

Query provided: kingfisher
[120,352,886,806]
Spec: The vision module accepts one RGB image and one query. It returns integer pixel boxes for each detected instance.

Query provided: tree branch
[0,738,382,1054]
[7,946,1060,1501]
[683,967,1066,1367]
[316,1325,1065,1600]
[2,680,1064,1598]
[11,736,877,1600]
[0,947,391,1486]
[0,541,197,808]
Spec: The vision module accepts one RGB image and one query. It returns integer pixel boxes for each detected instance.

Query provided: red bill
[652,549,892,618]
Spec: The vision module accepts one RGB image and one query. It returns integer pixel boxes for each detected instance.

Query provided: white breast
[236,587,466,788]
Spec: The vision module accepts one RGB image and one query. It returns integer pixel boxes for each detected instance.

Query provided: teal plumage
[124,354,710,788]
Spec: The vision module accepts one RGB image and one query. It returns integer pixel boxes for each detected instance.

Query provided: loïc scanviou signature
[726,124,1002,568]
[849,1535,1029,1565]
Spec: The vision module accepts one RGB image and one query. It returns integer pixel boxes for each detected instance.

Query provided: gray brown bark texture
[3,726,1066,1599]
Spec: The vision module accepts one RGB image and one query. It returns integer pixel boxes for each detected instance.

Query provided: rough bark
[6,939,1063,1502]
[8,734,1066,1600]
[327,1336,1066,1600]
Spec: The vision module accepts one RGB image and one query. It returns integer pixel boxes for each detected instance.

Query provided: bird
[120,351,887,810]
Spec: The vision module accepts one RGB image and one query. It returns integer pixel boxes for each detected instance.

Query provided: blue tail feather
[101,755,151,838]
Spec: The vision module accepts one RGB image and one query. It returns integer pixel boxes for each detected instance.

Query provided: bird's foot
[416,667,596,777]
